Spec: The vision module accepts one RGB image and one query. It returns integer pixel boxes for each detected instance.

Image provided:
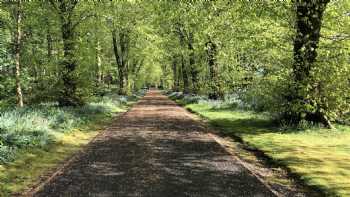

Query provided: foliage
[0,94,129,163]
[0,0,349,193]
[1,1,347,125]
[158,1,349,127]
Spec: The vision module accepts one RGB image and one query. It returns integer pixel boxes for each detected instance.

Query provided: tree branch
[48,0,59,13]
[72,12,96,30]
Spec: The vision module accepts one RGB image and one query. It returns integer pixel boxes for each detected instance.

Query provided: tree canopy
[0,0,349,127]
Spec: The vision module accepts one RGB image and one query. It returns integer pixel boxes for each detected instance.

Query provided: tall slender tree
[14,0,23,107]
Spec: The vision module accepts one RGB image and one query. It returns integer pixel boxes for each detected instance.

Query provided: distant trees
[154,0,349,127]
[1,1,149,106]
[0,1,349,128]
[108,1,143,95]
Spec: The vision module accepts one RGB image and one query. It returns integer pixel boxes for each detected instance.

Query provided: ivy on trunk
[286,0,332,128]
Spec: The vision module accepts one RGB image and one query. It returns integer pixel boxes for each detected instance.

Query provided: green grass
[0,95,131,163]
[0,94,134,196]
[0,130,99,196]
[185,103,350,197]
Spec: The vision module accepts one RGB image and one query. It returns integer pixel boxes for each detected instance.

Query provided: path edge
[20,99,141,197]
[165,94,282,197]
[172,97,328,197]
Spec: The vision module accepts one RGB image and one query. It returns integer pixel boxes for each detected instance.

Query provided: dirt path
[32,90,275,197]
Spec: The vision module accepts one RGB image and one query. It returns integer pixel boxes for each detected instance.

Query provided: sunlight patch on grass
[0,130,98,196]
[0,103,127,196]
[186,103,350,197]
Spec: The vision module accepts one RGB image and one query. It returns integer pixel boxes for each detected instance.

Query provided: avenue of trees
[1,0,349,128]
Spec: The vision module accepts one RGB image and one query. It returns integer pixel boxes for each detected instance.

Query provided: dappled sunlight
[34,91,274,197]
[0,130,98,195]
[0,94,129,196]
[0,0,347,196]
[186,103,350,196]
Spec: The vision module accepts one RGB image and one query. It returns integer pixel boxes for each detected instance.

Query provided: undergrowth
[0,92,142,164]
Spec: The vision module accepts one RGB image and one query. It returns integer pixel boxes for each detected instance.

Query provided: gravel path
[33,90,275,197]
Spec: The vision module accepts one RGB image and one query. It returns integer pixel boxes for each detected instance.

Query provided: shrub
[183,94,206,104]
[0,145,15,163]
[168,92,184,100]
[0,93,126,163]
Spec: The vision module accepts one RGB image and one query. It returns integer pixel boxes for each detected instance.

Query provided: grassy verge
[182,102,350,197]
[0,130,99,195]
[0,94,139,196]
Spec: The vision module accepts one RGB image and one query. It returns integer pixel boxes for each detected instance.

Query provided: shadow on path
[34,91,274,197]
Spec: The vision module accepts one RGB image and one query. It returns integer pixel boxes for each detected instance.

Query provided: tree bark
[289,0,332,128]
[96,39,102,84]
[53,0,83,106]
[112,30,126,95]
[15,0,24,107]
[206,39,222,100]
[125,61,129,94]
[188,32,199,94]
[172,58,179,91]
[46,19,53,59]
[181,55,190,94]
[112,29,130,95]
[175,24,191,94]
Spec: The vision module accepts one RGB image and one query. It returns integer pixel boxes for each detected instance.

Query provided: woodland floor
[29,90,275,197]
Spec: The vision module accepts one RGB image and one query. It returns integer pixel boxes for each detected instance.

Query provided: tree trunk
[54,0,83,106]
[46,19,53,59]
[112,30,125,95]
[289,0,332,128]
[206,39,222,100]
[172,58,179,91]
[44,19,52,77]
[181,55,190,94]
[188,32,199,94]
[15,0,24,107]
[96,39,102,84]
[124,61,129,95]
[112,29,130,95]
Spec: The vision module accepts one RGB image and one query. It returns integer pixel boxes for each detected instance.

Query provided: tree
[205,38,222,100]
[285,0,332,127]
[0,0,348,128]
[49,0,84,106]
[14,0,23,107]
[112,28,130,95]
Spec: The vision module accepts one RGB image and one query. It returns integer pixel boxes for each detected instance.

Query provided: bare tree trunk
[15,0,24,107]
[96,39,102,84]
